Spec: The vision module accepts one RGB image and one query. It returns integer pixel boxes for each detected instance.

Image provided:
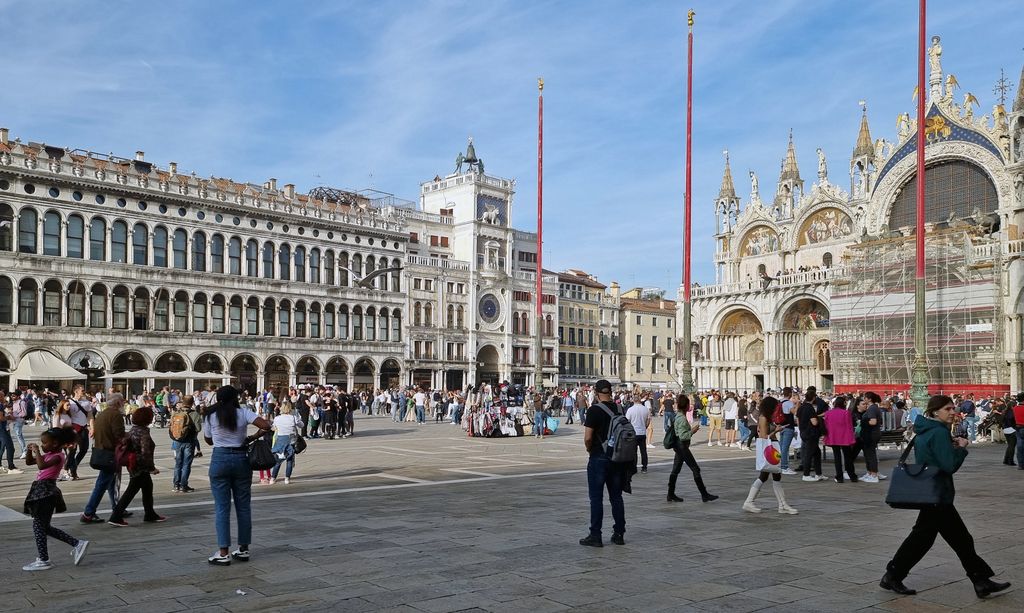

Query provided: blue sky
[1,1,1020,291]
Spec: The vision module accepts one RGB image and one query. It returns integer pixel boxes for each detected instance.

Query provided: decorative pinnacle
[687,9,695,29]
[538,77,544,93]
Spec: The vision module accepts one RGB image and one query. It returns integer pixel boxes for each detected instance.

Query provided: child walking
[23,428,89,571]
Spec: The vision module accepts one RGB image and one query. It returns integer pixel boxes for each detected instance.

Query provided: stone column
[256,371,266,392]
[148,231,155,266]
[84,291,92,327]
[60,220,68,257]
[36,286,44,326]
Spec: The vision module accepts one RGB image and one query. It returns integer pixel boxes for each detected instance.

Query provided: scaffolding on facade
[830,228,1006,395]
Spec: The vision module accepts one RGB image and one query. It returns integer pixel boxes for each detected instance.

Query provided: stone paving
[0,416,1022,612]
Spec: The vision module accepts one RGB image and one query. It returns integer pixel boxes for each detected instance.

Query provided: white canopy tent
[7,351,86,391]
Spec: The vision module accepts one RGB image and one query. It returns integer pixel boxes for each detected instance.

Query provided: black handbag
[884,435,955,509]
[247,438,277,471]
[293,434,307,455]
[89,447,116,472]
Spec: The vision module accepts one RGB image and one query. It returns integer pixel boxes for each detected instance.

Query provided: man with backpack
[170,396,202,493]
[580,379,633,548]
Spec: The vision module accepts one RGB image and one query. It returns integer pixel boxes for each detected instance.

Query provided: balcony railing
[406,255,470,271]
[514,270,559,283]
[691,266,844,299]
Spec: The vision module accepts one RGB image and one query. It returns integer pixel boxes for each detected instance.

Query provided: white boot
[742,479,763,513]
[773,480,798,514]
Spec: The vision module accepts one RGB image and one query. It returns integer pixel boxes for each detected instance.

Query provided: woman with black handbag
[881,395,1011,598]
[666,395,718,504]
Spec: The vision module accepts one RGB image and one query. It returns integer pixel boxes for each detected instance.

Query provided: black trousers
[887,504,994,581]
[298,408,310,437]
[1004,431,1017,464]
[668,441,709,497]
[110,472,159,522]
[635,435,648,469]
[853,431,882,473]
[801,436,821,476]
[830,445,858,481]
[65,427,90,477]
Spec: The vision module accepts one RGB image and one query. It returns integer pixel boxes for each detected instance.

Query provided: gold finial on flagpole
[538,77,544,92]
[688,9,695,30]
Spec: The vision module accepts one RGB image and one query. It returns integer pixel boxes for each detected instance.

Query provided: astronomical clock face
[479,293,501,324]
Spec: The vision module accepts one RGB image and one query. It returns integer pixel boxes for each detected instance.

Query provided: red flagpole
[535,78,544,389]
[915,0,925,276]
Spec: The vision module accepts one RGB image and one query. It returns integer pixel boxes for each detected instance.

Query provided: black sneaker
[640,467,647,473]
[579,535,603,548]
[80,513,105,524]
[180,486,196,493]
[208,552,231,566]
[611,533,625,545]
[231,549,250,561]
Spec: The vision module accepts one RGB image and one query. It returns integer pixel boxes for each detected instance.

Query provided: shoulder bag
[248,437,277,471]
[293,415,307,454]
[884,435,955,509]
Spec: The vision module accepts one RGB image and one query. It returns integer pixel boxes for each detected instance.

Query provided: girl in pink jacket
[822,397,858,483]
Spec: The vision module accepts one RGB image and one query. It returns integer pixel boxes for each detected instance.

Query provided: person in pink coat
[822,396,858,483]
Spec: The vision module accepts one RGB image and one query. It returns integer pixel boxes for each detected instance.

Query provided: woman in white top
[203,386,271,566]
[269,404,303,485]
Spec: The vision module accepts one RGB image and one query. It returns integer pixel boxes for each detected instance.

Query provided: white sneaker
[801,475,818,482]
[877,473,888,480]
[817,475,829,481]
[19,452,27,459]
[73,540,89,566]
[716,442,723,446]
[284,478,290,485]
[268,478,276,485]
[646,444,655,449]
[778,504,799,515]
[7,468,23,475]
[861,475,880,483]
[742,502,762,513]
[781,468,798,475]
[23,558,53,572]
[707,442,713,447]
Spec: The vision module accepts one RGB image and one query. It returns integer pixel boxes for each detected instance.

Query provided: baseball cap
[594,379,612,394]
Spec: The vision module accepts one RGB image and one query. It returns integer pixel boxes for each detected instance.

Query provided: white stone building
[679,43,1024,395]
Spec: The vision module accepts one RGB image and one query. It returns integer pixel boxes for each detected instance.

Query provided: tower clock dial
[479,294,501,324]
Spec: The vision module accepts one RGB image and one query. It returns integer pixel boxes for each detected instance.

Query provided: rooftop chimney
[267,178,277,191]
[284,183,295,199]
[135,151,145,161]
[610,282,620,299]
[0,128,8,145]
[168,162,177,176]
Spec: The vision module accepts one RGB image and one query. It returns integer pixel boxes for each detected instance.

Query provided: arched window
[211,294,226,334]
[391,310,402,342]
[154,289,170,331]
[379,308,389,341]
[43,211,61,256]
[309,248,321,284]
[512,312,520,335]
[457,306,465,329]
[414,302,422,327]
[391,258,401,292]
[246,297,259,335]
[262,242,274,279]
[822,252,833,268]
[294,301,307,338]
[173,290,189,332]
[67,215,84,259]
[521,312,530,335]
[352,253,362,277]
[90,217,106,260]
[153,227,168,267]
[245,240,258,277]
[339,305,349,340]
[545,314,553,336]
[423,302,433,327]
[294,246,306,282]
[111,221,128,263]
[365,307,376,341]
[192,292,208,332]
[339,252,350,286]
[133,287,150,329]
[132,223,148,265]
[90,284,107,328]
[43,280,61,326]
[324,304,336,338]
[279,244,291,281]
[18,279,38,324]
[309,303,321,338]
[67,281,86,327]
[192,231,207,272]
[365,256,376,288]
[278,299,291,336]
[18,208,37,253]
[228,237,242,275]
[0,276,11,324]
[112,286,129,329]
[229,296,243,335]
[0,204,12,251]
[352,306,363,340]
[210,234,225,273]
[324,251,335,285]
[262,299,275,336]
[172,229,187,269]
[447,304,455,328]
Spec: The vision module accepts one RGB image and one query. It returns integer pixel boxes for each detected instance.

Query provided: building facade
[557,269,620,386]
[619,288,677,388]
[0,130,408,396]
[680,42,1024,394]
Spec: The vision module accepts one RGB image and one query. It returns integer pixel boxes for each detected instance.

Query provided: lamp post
[909,0,930,408]
[681,8,696,396]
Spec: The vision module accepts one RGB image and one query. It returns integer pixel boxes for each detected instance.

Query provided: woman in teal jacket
[881,395,1011,599]
[666,396,717,504]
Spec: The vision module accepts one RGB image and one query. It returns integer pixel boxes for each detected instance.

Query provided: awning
[109,369,226,380]
[108,369,163,380]
[8,351,86,385]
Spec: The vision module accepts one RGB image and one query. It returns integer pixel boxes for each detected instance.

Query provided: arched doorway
[111,350,149,396]
[717,309,764,392]
[68,349,107,394]
[296,356,320,386]
[353,358,375,391]
[476,345,500,386]
[0,351,10,391]
[155,352,189,393]
[265,355,290,396]
[379,359,401,389]
[325,357,349,389]
[194,353,226,395]
[779,298,831,389]
[230,354,259,396]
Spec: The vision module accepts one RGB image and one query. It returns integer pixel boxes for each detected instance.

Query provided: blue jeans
[209,448,253,549]
[779,427,795,470]
[738,421,751,443]
[663,411,675,433]
[12,420,26,454]
[399,405,408,422]
[83,468,119,517]
[534,413,545,436]
[415,405,425,423]
[964,415,979,442]
[0,427,14,468]
[173,439,196,488]
[1016,428,1024,467]
[586,454,625,540]
[271,446,294,479]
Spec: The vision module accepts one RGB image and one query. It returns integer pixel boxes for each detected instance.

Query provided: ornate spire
[779,129,801,182]
[718,149,736,200]
[853,103,874,160]
[1014,63,1024,113]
